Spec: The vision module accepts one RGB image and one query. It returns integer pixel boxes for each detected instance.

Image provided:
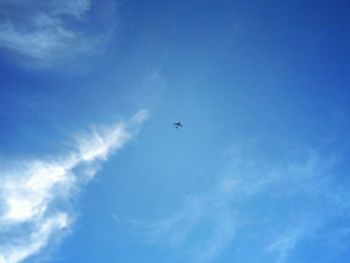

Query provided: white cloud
[0,110,148,263]
[77,123,130,163]
[1,161,74,224]
[0,0,113,67]
[0,213,68,263]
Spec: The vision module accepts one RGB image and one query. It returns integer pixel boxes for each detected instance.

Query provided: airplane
[173,121,183,128]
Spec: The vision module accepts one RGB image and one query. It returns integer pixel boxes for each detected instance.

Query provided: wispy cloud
[267,226,307,263]
[0,110,149,263]
[129,143,350,262]
[127,165,239,262]
[0,0,114,68]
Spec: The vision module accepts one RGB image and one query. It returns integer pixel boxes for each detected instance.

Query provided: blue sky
[0,0,350,262]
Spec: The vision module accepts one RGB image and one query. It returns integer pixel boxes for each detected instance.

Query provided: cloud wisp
[0,0,114,68]
[0,109,149,263]
[129,144,350,263]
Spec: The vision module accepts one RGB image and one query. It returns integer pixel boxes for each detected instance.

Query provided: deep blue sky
[0,1,350,263]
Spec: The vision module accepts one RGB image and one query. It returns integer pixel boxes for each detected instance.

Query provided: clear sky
[0,0,350,263]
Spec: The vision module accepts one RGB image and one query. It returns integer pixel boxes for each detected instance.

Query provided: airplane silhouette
[173,121,183,128]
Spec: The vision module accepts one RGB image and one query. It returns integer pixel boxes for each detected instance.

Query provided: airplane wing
[173,122,183,127]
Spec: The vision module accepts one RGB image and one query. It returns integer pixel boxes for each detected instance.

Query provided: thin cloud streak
[0,110,149,263]
[130,144,349,263]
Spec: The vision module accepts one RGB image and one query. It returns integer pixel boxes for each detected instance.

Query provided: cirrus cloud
[0,110,149,263]
[0,0,114,68]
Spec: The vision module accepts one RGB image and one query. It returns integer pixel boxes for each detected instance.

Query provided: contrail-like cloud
[0,109,149,263]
